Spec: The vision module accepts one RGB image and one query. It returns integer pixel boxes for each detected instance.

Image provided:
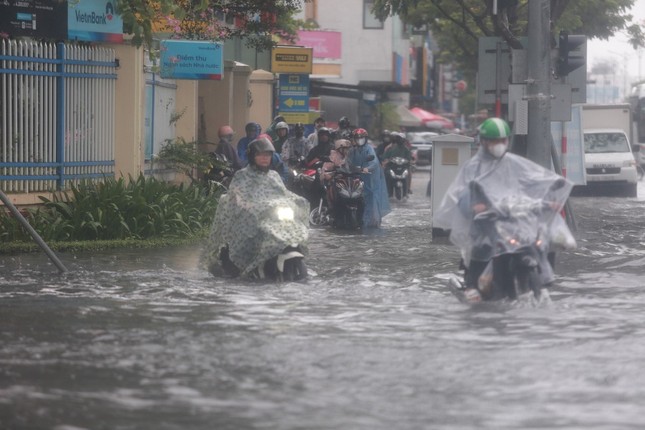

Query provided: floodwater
[2,169,645,430]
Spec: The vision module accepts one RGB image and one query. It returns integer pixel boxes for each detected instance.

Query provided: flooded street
[2,169,645,429]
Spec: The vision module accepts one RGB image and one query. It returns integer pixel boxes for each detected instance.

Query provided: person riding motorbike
[346,128,391,228]
[256,133,289,184]
[375,129,392,161]
[205,137,309,279]
[433,117,576,301]
[305,127,334,164]
[307,116,326,148]
[213,125,243,171]
[237,122,261,166]
[336,116,354,140]
[265,115,286,143]
[281,122,312,166]
[273,121,290,154]
[381,131,413,196]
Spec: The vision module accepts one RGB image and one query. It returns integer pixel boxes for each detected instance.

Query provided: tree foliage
[372,0,644,80]
[116,0,306,51]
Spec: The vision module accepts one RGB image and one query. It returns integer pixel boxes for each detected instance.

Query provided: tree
[116,0,306,52]
[372,0,645,81]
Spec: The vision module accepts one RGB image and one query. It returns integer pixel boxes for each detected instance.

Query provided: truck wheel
[625,183,637,197]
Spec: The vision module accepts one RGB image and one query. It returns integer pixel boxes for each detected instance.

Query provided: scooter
[212,200,308,282]
[288,157,325,210]
[204,153,235,190]
[326,165,365,230]
[449,180,572,304]
[385,156,411,200]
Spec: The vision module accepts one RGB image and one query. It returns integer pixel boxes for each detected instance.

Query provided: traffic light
[556,31,586,77]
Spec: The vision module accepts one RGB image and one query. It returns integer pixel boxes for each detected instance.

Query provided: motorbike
[205,168,310,282]
[385,156,411,200]
[204,153,235,190]
[449,179,574,304]
[210,201,308,282]
[288,156,325,210]
[315,165,365,230]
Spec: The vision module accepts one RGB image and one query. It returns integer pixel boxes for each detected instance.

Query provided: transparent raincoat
[434,146,576,267]
[204,166,309,277]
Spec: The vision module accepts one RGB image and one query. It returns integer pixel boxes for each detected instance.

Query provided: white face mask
[488,143,507,158]
[356,137,367,146]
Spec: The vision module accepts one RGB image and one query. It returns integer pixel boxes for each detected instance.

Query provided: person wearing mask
[381,131,414,195]
[237,122,261,166]
[336,116,354,140]
[214,125,242,171]
[306,116,327,148]
[305,127,334,164]
[281,123,311,166]
[375,129,392,161]
[346,128,391,228]
[257,133,289,184]
[273,121,290,154]
[433,117,574,299]
[265,115,286,143]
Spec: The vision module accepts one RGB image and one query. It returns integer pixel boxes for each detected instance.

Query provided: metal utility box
[431,134,475,237]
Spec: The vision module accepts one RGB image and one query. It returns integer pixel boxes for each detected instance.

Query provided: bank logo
[105,2,114,21]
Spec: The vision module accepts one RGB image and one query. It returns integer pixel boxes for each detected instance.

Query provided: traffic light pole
[526,0,552,168]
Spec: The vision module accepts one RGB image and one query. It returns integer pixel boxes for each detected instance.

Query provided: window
[363,0,383,29]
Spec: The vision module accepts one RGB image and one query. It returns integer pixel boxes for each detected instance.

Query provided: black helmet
[317,127,331,137]
[247,137,275,166]
[294,122,305,134]
[339,116,350,129]
[245,122,259,133]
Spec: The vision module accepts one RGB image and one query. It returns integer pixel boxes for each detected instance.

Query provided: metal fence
[0,40,117,193]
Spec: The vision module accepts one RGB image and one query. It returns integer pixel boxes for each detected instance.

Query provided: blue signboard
[68,0,123,43]
[159,40,223,80]
[279,73,310,112]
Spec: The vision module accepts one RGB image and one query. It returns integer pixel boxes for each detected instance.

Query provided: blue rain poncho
[346,144,391,227]
[204,165,309,277]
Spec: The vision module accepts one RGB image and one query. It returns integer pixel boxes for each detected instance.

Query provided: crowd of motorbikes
[202,118,576,308]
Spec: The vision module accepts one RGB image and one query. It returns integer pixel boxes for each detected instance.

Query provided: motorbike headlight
[277,206,294,221]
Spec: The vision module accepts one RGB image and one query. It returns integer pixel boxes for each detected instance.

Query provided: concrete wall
[249,69,275,132]
[112,43,145,179]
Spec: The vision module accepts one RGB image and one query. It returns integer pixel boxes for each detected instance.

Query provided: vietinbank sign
[68,0,123,43]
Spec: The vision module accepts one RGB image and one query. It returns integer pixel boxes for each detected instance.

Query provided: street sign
[279,112,321,124]
[271,46,313,73]
[279,73,310,112]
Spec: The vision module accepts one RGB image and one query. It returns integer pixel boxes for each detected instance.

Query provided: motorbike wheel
[283,257,308,282]
[395,185,402,200]
[309,206,329,226]
[348,209,360,229]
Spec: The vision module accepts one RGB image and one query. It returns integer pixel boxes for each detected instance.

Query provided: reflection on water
[2,177,645,429]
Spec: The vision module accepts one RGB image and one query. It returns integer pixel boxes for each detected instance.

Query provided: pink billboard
[296,30,342,59]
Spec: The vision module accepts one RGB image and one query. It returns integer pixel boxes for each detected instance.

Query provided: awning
[396,105,423,127]
[409,107,455,130]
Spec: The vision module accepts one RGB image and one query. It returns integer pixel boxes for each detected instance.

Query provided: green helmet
[479,118,511,139]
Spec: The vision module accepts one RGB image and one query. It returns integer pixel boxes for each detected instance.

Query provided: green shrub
[0,174,219,243]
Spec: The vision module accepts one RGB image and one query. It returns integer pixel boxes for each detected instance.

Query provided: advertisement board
[0,0,67,40]
[159,40,223,80]
[68,0,123,43]
[271,46,313,74]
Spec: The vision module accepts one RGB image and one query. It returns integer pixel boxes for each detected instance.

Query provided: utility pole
[526,0,551,168]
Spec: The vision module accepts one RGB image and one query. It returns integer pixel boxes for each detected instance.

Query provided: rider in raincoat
[346,128,391,228]
[205,137,309,278]
[433,117,576,290]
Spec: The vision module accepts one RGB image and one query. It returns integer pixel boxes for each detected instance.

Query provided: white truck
[581,104,639,197]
